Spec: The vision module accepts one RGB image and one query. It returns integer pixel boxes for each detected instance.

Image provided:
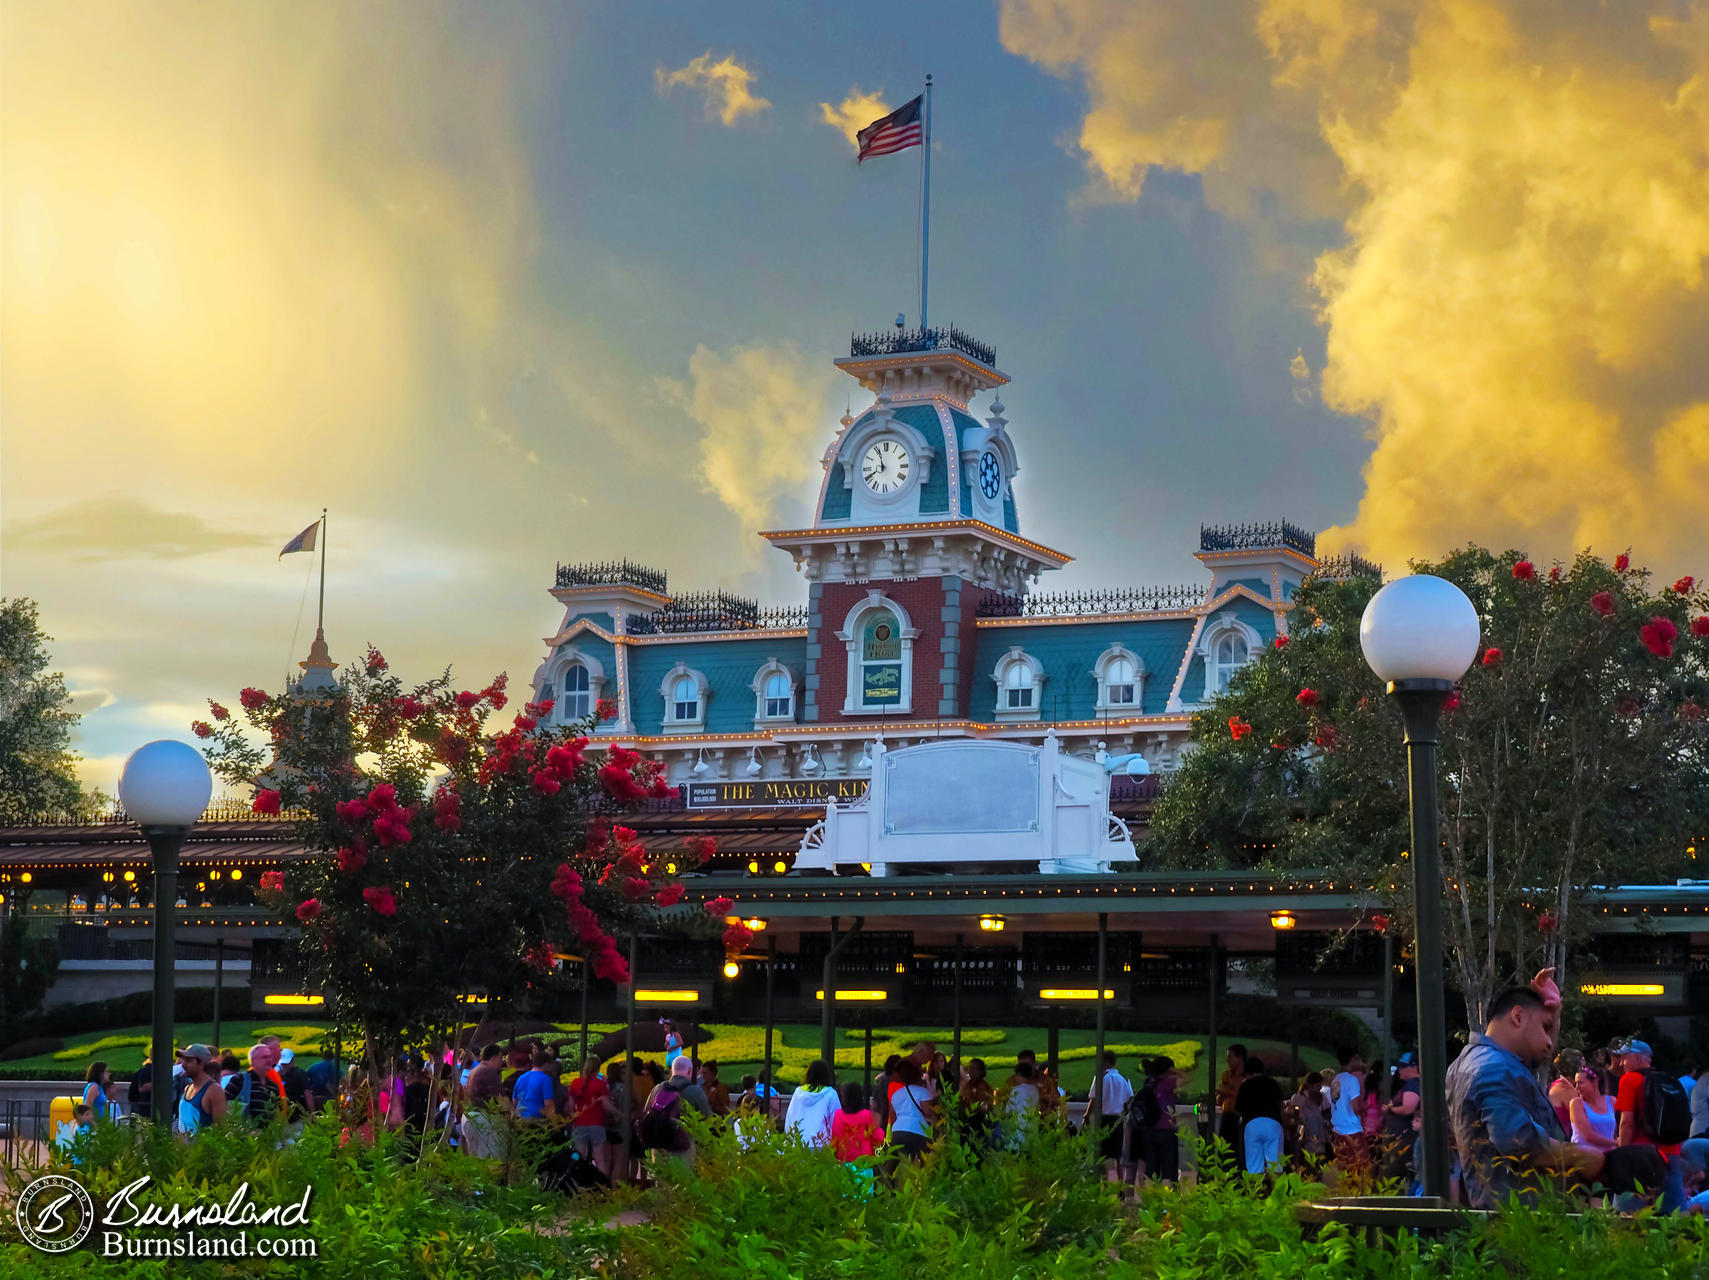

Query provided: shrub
[0,1035,63,1061]
[52,1033,150,1061]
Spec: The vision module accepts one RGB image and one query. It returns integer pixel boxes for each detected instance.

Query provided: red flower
[1681,700,1705,722]
[1481,647,1503,668]
[373,814,413,847]
[1538,912,1558,934]
[1693,616,1709,637]
[192,721,213,738]
[335,798,370,823]
[239,687,269,711]
[1616,695,1642,719]
[367,782,398,811]
[210,702,230,721]
[1590,591,1614,617]
[656,882,686,907]
[1371,913,1390,935]
[362,885,398,917]
[684,835,718,866]
[514,714,537,731]
[531,769,562,796]
[455,691,480,710]
[1639,616,1678,658]
[648,777,675,798]
[705,896,735,917]
[524,941,555,971]
[1273,634,1289,648]
[252,788,282,815]
[1444,690,1461,712]
[1614,553,1630,572]
[546,742,584,778]
[529,698,556,718]
[591,938,629,984]
[1548,566,1561,583]
[366,648,387,672]
[621,876,651,902]
[606,744,641,770]
[1228,716,1252,741]
[722,922,754,953]
[597,764,648,803]
[1512,560,1536,581]
[1313,724,1339,752]
[337,845,367,874]
[393,696,423,719]
[296,897,322,922]
[596,697,619,723]
[259,870,284,892]
[1673,576,1695,595]
[1295,688,1320,708]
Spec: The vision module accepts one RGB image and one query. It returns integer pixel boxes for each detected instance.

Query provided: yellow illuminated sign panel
[814,989,888,1001]
[262,993,325,1006]
[1039,988,1115,1001]
[632,989,703,1003]
[1579,983,1664,998]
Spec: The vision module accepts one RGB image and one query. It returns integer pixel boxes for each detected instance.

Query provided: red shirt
[567,1075,609,1128]
[1614,1070,1682,1158]
[831,1108,884,1161]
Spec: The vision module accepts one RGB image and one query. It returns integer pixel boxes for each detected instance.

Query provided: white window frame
[546,646,606,724]
[835,590,919,716]
[1196,614,1263,698]
[991,646,1044,721]
[751,660,798,726]
[1091,645,1146,714]
[659,662,709,733]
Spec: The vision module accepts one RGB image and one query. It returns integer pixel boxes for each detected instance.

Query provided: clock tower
[760,325,1070,725]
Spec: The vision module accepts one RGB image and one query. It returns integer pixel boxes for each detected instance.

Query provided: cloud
[1000,0,1709,570]
[1289,347,1315,405]
[655,53,771,126]
[5,497,274,560]
[66,686,118,713]
[818,88,892,148]
[660,343,838,535]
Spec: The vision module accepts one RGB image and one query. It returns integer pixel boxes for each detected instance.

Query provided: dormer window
[562,663,591,719]
[660,663,709,733]
[992,647,1044,721]
[1092,645,1145,714]
[751,660,798,725]
[1197,615,1263,698]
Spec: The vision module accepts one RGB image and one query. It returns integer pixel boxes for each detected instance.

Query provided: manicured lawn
[15,1018,1335,1097]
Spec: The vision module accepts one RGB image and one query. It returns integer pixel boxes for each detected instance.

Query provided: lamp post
[118,740,214,1126]
[1359,574,1479,1201]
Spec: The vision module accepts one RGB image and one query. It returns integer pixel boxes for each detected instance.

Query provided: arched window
[837,592,918,715]
[659,663,709,732]
[764,673,791,718]
[1104,657,1137,706]
[1092,645,1145,713]
[992,647,1044,720]
[672,676,698,722]
[1197,616,1262,698]
[562,663,591,720]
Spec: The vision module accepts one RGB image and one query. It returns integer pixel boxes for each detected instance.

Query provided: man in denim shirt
[1446,985,1605,1207]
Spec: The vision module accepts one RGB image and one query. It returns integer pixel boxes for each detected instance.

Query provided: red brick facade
[813,578,952,724]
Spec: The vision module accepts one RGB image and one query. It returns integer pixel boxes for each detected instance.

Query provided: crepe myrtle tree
[195,648,721,1091]
[1149,548,1709,1027]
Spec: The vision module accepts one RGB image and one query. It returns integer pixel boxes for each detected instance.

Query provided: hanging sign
[686,778,870,809]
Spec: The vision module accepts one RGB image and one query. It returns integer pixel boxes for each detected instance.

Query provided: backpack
[1639,1069,1691,1145]
[638,1082,688,1151]
[1128,1081,1162,1132]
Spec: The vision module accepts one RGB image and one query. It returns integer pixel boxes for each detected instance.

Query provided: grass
[11,1019,1335,1096]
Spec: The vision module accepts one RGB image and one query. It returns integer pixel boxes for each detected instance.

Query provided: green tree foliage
[0,598,93,823]
[1149,548,1709,1025]
[0,911,60,1043]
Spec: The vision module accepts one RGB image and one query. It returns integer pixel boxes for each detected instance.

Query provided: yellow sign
[687,778,868,809]
[1580,983,1665,997]
[814,989,888,1001]
[262,993,325,1006]
[632,989,703,1003]
[1038,988,1115,1001]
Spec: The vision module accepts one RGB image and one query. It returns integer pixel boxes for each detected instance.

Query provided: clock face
[861,439,911,494]
[978,450,1003,500]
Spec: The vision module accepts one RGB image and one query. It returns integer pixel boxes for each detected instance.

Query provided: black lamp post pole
[144,825,188,1126]
[1390,677,1453,1200]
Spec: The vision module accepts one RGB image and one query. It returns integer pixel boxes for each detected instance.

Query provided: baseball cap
[277,1047,295,1065]
[176,1043,215,1062]
[1614,1038,1652,1057]
[1397,1052,1418,1067]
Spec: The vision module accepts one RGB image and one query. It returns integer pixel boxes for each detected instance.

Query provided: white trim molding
[1196,612,1264,699]
[546,645,608,725]
[750,659,799,728]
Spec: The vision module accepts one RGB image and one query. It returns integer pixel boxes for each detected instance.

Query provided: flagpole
[317,508,327,635]
[920,74,932,333]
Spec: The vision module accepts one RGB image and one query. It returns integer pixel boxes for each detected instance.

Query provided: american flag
[856,95,923,163]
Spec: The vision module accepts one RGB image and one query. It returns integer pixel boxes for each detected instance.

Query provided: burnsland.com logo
[15,1172,317,1259]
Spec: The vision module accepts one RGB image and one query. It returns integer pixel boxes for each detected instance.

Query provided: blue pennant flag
[278,521,318,559]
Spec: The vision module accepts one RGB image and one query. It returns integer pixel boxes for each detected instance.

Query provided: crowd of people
[63,1000,1709,1216]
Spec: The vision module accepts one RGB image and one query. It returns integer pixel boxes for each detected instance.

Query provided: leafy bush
[839,1027,1010,1046]
[52,1033,150,1061]
[0,1035,63,1061]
